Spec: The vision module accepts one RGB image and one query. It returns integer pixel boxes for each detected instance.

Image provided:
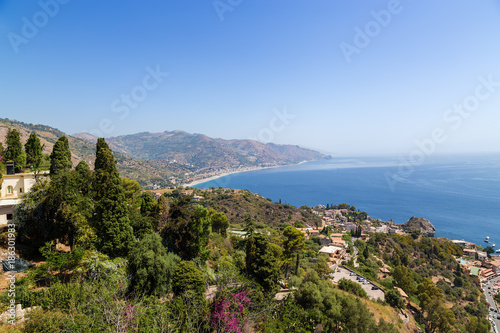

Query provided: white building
[0,164,38,225]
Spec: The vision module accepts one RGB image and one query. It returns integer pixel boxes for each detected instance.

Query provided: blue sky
[1,0,499,156]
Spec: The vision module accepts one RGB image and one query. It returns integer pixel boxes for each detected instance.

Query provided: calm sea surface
[194,154,500,247]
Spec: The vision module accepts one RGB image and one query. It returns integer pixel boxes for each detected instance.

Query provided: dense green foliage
[24,132,43,169]
[337,278,368,298]
[209,210,229,237]
[245,233,281,294]
[194,187,323,228]
[367,232,488,332]
[49,136,72,176]
[92,142,135,257]
[162,197,211,260]
[128,233,180,296]
[5,135,491,332]
[172,260,206,297]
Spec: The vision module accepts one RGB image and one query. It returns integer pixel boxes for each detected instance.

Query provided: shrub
[337,278,367,298]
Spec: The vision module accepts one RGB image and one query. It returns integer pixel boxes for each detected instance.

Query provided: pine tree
[25,132,43,169]
[92,139,134,257]
[50,136,72,176]
[4,128,26,173]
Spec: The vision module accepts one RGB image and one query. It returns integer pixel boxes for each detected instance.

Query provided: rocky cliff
[399,216,436,237]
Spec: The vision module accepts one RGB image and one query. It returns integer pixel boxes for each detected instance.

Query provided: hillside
[0,118,190,187]
[167,188,323,229]
[77,130,330,169]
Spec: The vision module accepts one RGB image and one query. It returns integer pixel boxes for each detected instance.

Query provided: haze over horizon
[2,1,500,156]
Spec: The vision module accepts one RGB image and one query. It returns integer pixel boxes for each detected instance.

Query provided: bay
[194,154,500,247]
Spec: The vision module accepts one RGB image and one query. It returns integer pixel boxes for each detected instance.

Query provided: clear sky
[1,0,500,156]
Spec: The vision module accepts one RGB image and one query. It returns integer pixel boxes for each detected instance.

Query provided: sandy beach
[183,162,309,187]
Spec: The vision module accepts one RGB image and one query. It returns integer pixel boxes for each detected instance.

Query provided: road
[331,266,385,301]
[483,276,500,332]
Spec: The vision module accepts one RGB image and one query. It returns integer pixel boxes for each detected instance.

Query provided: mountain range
[0,118,330,187]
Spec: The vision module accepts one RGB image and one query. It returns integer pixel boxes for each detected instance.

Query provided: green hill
[0,118,190,187]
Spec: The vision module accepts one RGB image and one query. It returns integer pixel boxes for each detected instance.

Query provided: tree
[44,169,94,248]
[50,136,72,176]
[128,233,180,297]
[385,288,405,309]
[417,277,455,332]
[140,192,159,219]
[14,165,94,253]
[466,316,491,333]
[283,226,305,276]
[92,140,134,257]
[162,197,211,260]
[338,278,368,298]
[172,260,206,297]
[392,265,415,295]
[210,210,229,237]
[5,128,26,173]
[95,137,109,156]
[245,233,281,293]
[25,132,43,169]
[121,177,141,205]
[243,213,255,237]
[75,161,92,195]
[0,143,3,188]
[485,246,495,256]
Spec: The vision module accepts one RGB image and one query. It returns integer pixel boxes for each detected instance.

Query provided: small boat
[493,244,496,247]
[485,236,490,242]
[496,249,500,253]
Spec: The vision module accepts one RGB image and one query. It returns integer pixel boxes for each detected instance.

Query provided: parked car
[371,286,379,290]
[350,272,357,276]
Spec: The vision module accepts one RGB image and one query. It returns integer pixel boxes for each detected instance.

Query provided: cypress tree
[0,143,4,185]
[95,137,109,159]
[50,136,72,176]
[245,233,280,293]
[5,128,26,173]
[75,160,92,195]
[92,139,134,257]
[25,132,43,169]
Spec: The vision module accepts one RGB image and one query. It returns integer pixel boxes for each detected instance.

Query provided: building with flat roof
[0,167,39,225]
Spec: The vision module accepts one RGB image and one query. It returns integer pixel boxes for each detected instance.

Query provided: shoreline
[183,160,310,187]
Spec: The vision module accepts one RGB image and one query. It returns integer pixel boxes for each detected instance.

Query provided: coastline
[183,160,310,187]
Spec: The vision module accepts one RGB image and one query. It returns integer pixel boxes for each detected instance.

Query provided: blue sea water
[194,154,500,247]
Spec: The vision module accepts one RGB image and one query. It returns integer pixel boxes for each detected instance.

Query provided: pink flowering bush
[211,289,251,332]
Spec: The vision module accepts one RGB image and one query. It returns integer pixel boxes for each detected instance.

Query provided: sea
[193,154,500,247]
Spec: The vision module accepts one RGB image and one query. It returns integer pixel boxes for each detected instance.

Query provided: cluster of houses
[453,239,500,281]
[313,207,406,237]
[296,228,348,271]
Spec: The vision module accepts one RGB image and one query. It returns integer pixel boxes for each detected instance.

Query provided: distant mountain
[0,118,190,187]
[0,118,329,188]
[79,130,330,170]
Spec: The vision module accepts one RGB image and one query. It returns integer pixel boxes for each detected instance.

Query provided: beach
[183,161,308,187]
